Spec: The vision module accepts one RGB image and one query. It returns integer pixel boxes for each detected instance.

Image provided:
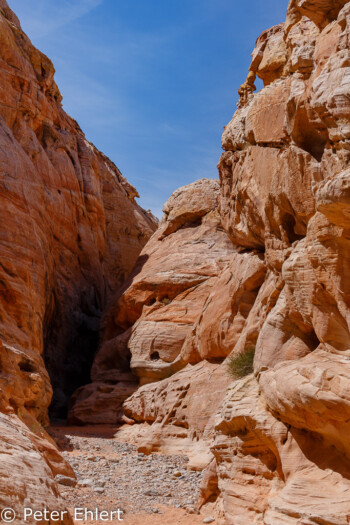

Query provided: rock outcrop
[0,412,74,524]
[68,0,350,523]
[69,179,237,436]
[2,0,350,522]
[0,1,156,522]
[212,375,350,525]
[209,0,350,522]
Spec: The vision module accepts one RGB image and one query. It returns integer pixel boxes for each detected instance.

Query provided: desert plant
[227,346,255,379]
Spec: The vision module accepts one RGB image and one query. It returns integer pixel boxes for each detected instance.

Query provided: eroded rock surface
[69,179,236,429]
[206,0,350,522]
[121,362,231,469]
[2,0,350,523]
[0,413,76,524]
[70,0,350,523]
[0,1,156,522]
[212,375,350,525]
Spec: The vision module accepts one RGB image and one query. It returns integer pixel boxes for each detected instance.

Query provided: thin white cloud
[9,0,103,39]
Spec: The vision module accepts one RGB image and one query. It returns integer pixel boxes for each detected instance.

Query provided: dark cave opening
[281,213,305,244]
[43,291,102,421]
[296,132,326,162]
[291,104,328,162]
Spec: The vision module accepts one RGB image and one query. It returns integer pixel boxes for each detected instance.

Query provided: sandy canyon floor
[50,426,217,525]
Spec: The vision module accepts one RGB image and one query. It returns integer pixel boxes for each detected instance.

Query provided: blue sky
[9,0,288,217]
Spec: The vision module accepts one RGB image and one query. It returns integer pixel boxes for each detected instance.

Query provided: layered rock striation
[69,179,237,454]
[69,0,350,523]
[2,0,350,523]
[212,0,350,522]
[0,0,156,522]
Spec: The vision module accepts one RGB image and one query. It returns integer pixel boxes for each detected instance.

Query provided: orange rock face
[69,179,236,426]
[210,0,350,522]
[213,375,350,525]
[0,413,74,525]
[0,1,156,521]
[72,0,350,523]
[2,0,350,522]
[121,361,231,470]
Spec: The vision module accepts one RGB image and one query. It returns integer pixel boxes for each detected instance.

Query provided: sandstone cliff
[2,0,350,523]
[68,1,350,523]
[0,0,156,522]
[216,5,350,521]
[69,179,241,467]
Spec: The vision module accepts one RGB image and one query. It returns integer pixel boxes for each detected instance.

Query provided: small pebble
[50,428,203,516]
[77,478,93,487]
[55,475,76,487]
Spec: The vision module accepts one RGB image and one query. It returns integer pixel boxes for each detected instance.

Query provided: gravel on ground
[50,426,218,525]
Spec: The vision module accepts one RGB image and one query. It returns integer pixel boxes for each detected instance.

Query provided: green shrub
[227,346,255,379]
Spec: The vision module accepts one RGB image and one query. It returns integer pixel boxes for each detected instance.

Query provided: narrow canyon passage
[2,0,350,523]
[43,293,103,421]
[41,287,217,522]
[50,425,218,525]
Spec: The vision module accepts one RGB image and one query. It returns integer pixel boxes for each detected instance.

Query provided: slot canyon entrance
[43,289,103,421]
[40,285,211,525]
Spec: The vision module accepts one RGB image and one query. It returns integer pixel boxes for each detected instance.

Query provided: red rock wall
[74,0,350,523]
[2,0,350,522]
[69,179,237,442]
[212,0,350,522]
[0,1,156,521]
